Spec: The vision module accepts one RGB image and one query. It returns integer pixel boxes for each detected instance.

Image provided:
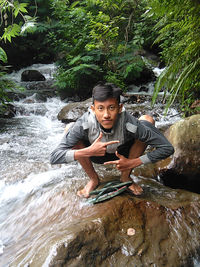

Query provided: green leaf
[13,2,28,17]
[0,47,7,63]
[69,55,82,65]
[2,24,21,42]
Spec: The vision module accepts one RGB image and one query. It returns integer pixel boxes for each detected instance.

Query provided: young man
[50,82,174,197]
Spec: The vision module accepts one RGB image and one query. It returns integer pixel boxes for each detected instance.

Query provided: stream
[0,64,199,266]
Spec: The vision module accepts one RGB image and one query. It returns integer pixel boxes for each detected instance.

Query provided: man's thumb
[116,151,123,158]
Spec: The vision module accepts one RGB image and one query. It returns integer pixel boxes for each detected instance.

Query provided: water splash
[6,63,57,82]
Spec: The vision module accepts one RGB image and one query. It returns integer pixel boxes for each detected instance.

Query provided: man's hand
[104,151,142,171]
[89,132,119,156]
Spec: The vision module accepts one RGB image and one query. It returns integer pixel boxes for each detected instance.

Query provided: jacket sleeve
[127,118,174,164]
[50,115,87,165]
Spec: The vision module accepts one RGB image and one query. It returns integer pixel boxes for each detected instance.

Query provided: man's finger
[104,160,118,165]
[105,140,119,146]
[95,132,103,142]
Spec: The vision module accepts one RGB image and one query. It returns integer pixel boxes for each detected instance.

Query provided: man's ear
[91,104,95,112]
[119,104,123,113]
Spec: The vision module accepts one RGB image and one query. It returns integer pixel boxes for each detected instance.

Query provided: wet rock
[21,70,46,81]
[0,104,16,118]
[21,80,56,91]
[57,98,92,123]
[46,178,200,267]
[127,85,140,93]
[6,91,27,101]
[139,86,149,92]
[134,115,200,193]
[130,66,156,86]
[163,114,200,176]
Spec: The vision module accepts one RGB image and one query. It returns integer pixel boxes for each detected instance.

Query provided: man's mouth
[103,120,112,123]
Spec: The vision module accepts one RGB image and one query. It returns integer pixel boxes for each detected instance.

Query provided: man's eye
[98,106,104,111]
[109,106,115,110]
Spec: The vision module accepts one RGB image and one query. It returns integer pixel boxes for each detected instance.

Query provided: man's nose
[103,108,110,118]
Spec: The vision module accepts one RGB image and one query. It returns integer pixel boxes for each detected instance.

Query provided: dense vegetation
[0,0,36,108]
[48,0,157,98]
[147,0,200,115]
[1,0,200,115]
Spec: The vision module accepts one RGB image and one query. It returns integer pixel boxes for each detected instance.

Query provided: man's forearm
[122,157,143,170]
[131,157,143,168]
[74,147,93,160]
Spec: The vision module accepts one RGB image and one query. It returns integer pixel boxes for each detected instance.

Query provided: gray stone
[57,98,92,123]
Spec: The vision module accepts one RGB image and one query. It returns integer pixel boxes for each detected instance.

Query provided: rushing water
[0,64,199,266]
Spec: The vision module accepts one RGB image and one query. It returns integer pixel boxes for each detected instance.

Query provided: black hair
[92,82,122,103]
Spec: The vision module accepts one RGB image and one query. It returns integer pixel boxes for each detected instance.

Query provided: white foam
[0,240,4,255]
[153,67,165,77]
[0,143,10,151]
[42,244,58,267]
[0,166,72,206]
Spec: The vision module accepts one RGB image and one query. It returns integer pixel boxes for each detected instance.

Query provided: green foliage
[2,24,21,42]
[54,50,104,97]
[147,0,200,115]
[13,2,28,16]
[105,71,125,90]
[0,0,36,107]
[0,1,36,42]
[49,0,152,96]
[0,48,7,63]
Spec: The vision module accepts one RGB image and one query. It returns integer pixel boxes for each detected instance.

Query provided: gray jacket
[50,109,174,165]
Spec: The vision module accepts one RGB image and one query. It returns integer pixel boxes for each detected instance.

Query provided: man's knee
[64,122,86,149]
[139,114,155,125]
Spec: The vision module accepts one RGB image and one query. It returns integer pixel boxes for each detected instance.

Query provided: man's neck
[100,125,112,133]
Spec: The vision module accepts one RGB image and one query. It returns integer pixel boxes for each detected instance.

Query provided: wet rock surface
[57,98,92,123]
[134,114,200,194]
[42,178,200,267]
[165,114,200,176]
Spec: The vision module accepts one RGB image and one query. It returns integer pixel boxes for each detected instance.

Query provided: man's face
[91,98,123,129]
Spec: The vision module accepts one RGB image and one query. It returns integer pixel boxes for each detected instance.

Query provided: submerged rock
[29,178,200,267]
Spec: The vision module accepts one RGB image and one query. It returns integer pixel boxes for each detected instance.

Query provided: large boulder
[21,70,46,82]
[134,114,200,193]
[18,177,200,267]
[164,114,200,175]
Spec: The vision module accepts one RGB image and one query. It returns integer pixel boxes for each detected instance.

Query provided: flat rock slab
[24,177,200,267]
